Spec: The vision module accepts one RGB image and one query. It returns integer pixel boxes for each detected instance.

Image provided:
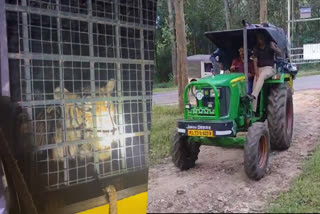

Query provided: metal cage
[0,0,156,212]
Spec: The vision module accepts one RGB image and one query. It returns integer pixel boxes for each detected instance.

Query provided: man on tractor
[248,33,283,112]
[172,22,297,181]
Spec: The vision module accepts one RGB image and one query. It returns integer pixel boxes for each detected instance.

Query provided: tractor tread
[244,122,270,180]
[267,83,293,150]
[172,132,200,170]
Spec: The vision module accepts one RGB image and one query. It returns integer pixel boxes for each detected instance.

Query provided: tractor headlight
[209,88,220,97]
[207,102,213,108]
[185,104,191,109]
[210,89,215,97]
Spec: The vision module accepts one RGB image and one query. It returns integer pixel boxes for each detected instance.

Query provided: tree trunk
[193,37,196,55]
[223,0,231,29]
[168,0,178,85]
[174,0,188,111]
[260,0,268,23]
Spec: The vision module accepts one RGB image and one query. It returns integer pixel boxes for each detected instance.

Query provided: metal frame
[242,20,249,95]
[1,0,156,198]
[0,0,10,97]
[60,184,148,214]
[287,0,320,64]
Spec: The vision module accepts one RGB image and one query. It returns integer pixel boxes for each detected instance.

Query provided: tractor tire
[244,122,270,180]
[172,132,200,170]
[267,83,294,150]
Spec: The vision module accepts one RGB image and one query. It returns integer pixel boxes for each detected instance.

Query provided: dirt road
[147,90,320,213]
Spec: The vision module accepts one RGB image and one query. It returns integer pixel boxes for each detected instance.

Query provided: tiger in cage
[35,79,117,162]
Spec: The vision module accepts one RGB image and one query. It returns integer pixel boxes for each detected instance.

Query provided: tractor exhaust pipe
[242,20,249,95]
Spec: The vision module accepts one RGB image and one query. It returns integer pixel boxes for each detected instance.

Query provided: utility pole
[287,0,291,62]
[174,0,188,111]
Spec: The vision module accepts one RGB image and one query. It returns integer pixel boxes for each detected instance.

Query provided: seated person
[230,47,255,94]
[249,33,282,112]
[210,46,237,74]
[210,48,221,74]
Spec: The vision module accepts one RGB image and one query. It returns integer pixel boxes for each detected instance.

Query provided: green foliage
[296,63,320,77]
[155,0,262,83]
[154,0,320,84]
[185,0,225,55]
[153,74,177,92]
[299,62,320,70]
[269,145,320,213]
[287,0,320,46]
[155,19,173,83]
[268,0,287,28]
[149,105,183,164]
[154,1,172,83]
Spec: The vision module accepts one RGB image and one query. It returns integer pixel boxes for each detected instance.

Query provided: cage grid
[1,0,156,196]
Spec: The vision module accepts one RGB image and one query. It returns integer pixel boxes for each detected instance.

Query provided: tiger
[35,79,117,162]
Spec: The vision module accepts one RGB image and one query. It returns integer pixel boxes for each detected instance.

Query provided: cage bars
[2,0,156,190]
[0,0,10,97]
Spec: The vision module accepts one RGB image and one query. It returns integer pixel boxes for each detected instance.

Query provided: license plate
[187,130,214,137]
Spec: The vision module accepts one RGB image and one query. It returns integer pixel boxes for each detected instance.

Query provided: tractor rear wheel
[172,132,200,170]
[244,122,270,180]
[267,83,293,150]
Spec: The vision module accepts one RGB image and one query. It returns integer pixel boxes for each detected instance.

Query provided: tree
[167,0,178,85]
[174,0,189,111]
[185,0,225,54]
[260,0,268,23]
[223,0,231,29]
[154,0,295,85]
[154,0,172,83]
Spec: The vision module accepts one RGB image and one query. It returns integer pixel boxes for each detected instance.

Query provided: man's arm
[270,41,282,57]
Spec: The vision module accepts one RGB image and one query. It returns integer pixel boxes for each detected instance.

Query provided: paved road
[152,75,320,105]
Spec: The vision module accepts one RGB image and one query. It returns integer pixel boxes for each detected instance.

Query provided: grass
[153,86,177,93]
[149,105,183,165]
[268,145,320,213]
[296,69,320,77]
[296,63,320,77]
[153,81,177,93]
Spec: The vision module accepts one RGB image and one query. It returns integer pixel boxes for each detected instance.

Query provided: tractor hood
[195,73,245,86]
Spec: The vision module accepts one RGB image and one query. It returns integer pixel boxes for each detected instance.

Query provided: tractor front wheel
[244,122,270,180]
[172,132,200,170]
[267,83,294,150]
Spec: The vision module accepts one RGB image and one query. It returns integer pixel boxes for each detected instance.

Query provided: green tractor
[172,22,298,180]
